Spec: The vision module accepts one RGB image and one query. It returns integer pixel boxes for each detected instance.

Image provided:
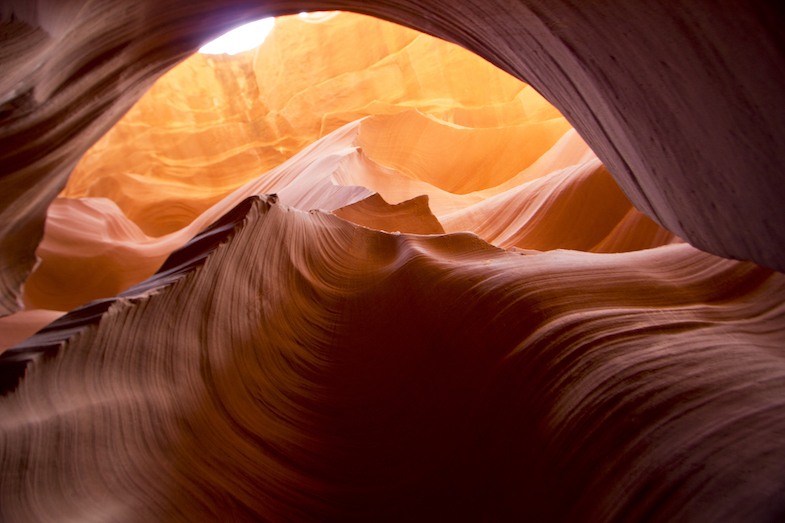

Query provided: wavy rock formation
[2,1,785,314]
[19,13,635,313]
[61,12,565,236]
[1,5,785,523]
[19,115,676,314]
[20,118,371,313]
[3,195,785,521]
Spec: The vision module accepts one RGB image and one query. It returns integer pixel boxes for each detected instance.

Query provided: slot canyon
[1,3,784,522]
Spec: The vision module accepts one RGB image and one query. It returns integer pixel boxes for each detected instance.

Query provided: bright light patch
[199,18,275,55]
[298,11,339,23]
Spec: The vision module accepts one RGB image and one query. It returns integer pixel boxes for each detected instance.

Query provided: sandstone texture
[1,7,785,523]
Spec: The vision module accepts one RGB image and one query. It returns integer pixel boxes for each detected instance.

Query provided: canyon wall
[2,0,785,314]
[1,5,784,523]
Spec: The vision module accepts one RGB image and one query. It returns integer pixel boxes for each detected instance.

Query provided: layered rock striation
[2,1,785,315]
[3,195,785,521]
[1,7,785,523]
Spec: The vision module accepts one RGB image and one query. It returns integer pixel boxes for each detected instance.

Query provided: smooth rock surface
[2,1,785,314]
[1,7,784,523]
[2,195,785,521]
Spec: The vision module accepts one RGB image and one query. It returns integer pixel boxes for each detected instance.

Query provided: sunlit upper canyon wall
[12,11,675,318]
[2,5,785,523]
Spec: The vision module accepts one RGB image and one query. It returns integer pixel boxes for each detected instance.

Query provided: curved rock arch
[1,0,784,314]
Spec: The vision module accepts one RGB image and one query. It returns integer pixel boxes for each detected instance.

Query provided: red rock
[1,7,785,522]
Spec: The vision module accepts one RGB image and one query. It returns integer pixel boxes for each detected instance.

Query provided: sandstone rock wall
[2,1,785,314]
[1,5,784,522]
